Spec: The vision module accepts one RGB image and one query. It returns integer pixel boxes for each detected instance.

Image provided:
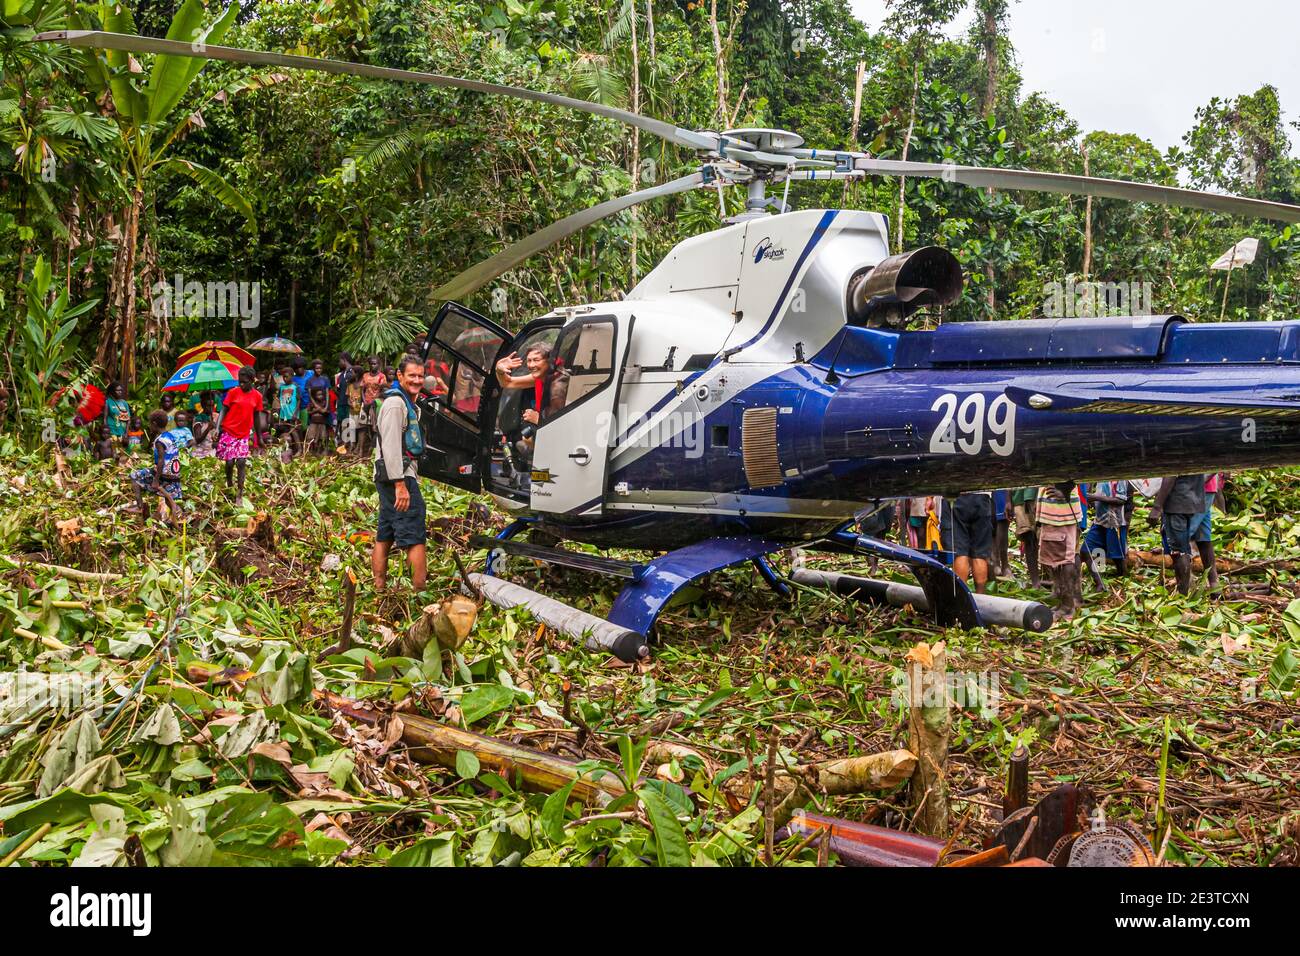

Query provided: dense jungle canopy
[3,0,1300,423]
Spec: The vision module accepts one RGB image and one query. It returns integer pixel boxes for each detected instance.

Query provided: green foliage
[339,307,426,360]
[13,256,98,443]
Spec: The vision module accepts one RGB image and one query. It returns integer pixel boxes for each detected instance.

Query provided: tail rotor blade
[431,171,707,302]
[854,158,1300,224]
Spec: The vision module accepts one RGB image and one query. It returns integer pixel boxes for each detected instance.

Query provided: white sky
[848,0,1300,155]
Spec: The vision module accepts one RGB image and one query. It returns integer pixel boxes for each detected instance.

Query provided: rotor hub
[722,127,806,152]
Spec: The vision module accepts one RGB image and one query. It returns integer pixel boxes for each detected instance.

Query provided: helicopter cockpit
[417,300,627,514]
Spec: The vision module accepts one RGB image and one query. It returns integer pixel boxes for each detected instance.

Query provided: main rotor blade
[855,158,1300,224]
[431,171,706,302]
[35,30,718,153]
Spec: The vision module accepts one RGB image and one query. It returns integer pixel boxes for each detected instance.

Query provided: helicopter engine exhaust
[846,246,964,328]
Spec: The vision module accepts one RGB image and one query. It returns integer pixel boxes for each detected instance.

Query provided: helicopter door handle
[568,446,591,465]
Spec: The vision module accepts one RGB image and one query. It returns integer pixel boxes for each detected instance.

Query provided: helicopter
[38,28,1300,661]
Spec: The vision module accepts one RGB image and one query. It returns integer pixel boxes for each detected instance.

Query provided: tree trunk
[1082,142,1093,281]
[709,0,729,124]
[630,0,641,286]
[645,0,655,60]
[98,189,143,385]
[842,60,866,207]
[895,63,920,254]
[982,3,999,314]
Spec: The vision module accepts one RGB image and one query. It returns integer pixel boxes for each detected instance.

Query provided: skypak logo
[753,237,786,263]
[49,886,152,936]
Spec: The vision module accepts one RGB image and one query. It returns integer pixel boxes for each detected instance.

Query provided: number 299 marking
[929,392,1016,457]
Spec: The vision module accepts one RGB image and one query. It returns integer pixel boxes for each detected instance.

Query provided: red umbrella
[176,341,255,368]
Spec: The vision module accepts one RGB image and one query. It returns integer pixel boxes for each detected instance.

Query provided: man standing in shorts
[1151,474,1208,595]
[950,491,994,594]
[1037,482,1083,619]
[372,356,428,593]
[1010,487,1040,587]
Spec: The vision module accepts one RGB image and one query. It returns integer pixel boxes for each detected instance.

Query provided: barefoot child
[93,424,116,463]
[215,366,263,507]
[274,363,301,458]
[128,410,184,525]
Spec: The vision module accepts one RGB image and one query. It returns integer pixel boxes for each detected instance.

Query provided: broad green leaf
[454,749,480,779]
[458,683,515,724]
[205,792,308,866]
[1268,645,1299,692]
[146,0,241,124]
[160,157,257,228]
[37,713,100,797]
[389,835,458,867]
[0,790,145,832]
[540,778,577,843]
[99,1,145,122]
[636,786,690,867]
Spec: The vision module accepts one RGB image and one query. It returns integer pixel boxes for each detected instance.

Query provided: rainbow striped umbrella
[176,340,255,368]
[163,359,238,393]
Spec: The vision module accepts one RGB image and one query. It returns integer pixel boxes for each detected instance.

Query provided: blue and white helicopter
[43,29,1300,660]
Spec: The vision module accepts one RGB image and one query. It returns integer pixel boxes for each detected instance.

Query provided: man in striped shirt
[1037,482,1083,619]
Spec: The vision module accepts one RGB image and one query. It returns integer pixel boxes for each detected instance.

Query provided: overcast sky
[848,0,1300,155]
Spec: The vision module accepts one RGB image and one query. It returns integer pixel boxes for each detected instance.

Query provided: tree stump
[907,641,950,837]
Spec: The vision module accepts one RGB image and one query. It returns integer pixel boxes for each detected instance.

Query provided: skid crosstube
[470,533,645,579]
[480,522,980,645]
[812,527,982,629]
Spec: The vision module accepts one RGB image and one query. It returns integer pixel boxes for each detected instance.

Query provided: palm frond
[41,109,118,145]
[604,0,636,49]
[570,55,628,109]
[340,308,426,359]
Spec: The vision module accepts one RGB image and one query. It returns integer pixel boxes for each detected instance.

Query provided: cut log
[810,750,916,795]
[2,558,122,583]
[1126,549,1298,574]
[743,749,917,829]
[319,692,627,805]
[907,641,950,837]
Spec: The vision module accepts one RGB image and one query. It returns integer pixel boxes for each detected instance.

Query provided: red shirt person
[215,366,264,507]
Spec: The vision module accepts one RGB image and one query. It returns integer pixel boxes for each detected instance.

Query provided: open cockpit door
[530,314,632,515]
[417,302,510,492]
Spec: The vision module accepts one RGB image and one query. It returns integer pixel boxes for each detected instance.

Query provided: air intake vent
[741,407,783,488]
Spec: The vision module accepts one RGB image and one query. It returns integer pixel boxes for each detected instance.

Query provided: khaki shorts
[1038,523,1078,567]
[1013,503,1035,535]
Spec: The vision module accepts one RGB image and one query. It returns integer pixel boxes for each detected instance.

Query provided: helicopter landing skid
[812,526,983,630]
[605,535,794,638]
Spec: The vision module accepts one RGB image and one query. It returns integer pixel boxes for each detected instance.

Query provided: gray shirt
[374,393,418,482]
[1163,474,1207,515]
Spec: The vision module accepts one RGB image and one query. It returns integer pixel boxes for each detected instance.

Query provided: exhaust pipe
[846,246,964,328]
